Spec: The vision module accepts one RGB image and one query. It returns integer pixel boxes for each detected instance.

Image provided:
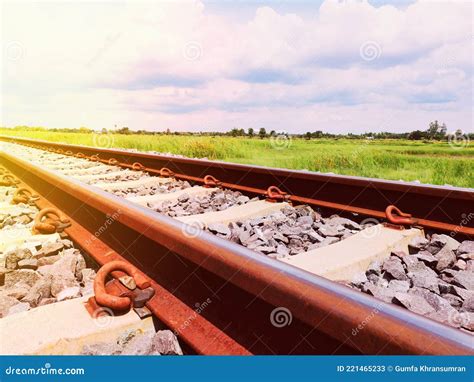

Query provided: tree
[438,123,447,139]
[427,120,440,140]
[258,127,267,139]
[305,132,312,140]
[117,127,131,135]
[248,128,254,138]
[408,130,423,140]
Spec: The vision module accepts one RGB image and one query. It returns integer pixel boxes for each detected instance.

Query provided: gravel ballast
[207,205,365,258]
[350,235,474,333]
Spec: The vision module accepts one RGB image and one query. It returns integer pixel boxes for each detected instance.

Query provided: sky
[1,0,473,134]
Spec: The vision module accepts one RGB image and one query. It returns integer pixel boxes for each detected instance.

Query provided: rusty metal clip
[203,175,222,188]
[265,186,290,203]
[385,205,417,226]
[65,150,73,155]
[132,162,145,171]
[159,167,175,178]
[11,188,39,205]
[32,208,71,234]
[108,158,118,165]
[0,174,19,186]
[90,154,100,161]
[93,261,153,311]
[75,152,85,158]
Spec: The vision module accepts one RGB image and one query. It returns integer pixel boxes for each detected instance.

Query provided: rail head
[1,149,472,355]
[1,135,472,198]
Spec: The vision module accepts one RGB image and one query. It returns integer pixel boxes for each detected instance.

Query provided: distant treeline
[2,121,472,141]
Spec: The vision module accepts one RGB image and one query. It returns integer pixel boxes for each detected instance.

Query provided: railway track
[0,135,473,355]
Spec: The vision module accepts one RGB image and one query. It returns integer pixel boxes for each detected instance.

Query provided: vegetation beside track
[1,128,472,188]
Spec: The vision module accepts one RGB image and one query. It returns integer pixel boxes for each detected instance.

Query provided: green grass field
[1,129,472,188]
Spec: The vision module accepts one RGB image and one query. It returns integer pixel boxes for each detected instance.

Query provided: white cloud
[1,0,472,133]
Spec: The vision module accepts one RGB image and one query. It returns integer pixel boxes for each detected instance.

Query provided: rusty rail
[1,145,473,355]
[1,135,472,237]
[3,166,249,355]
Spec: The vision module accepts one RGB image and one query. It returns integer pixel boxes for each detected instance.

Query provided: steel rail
[1,150,473,355]
[2,166,248,355]
[1,135,472,237]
